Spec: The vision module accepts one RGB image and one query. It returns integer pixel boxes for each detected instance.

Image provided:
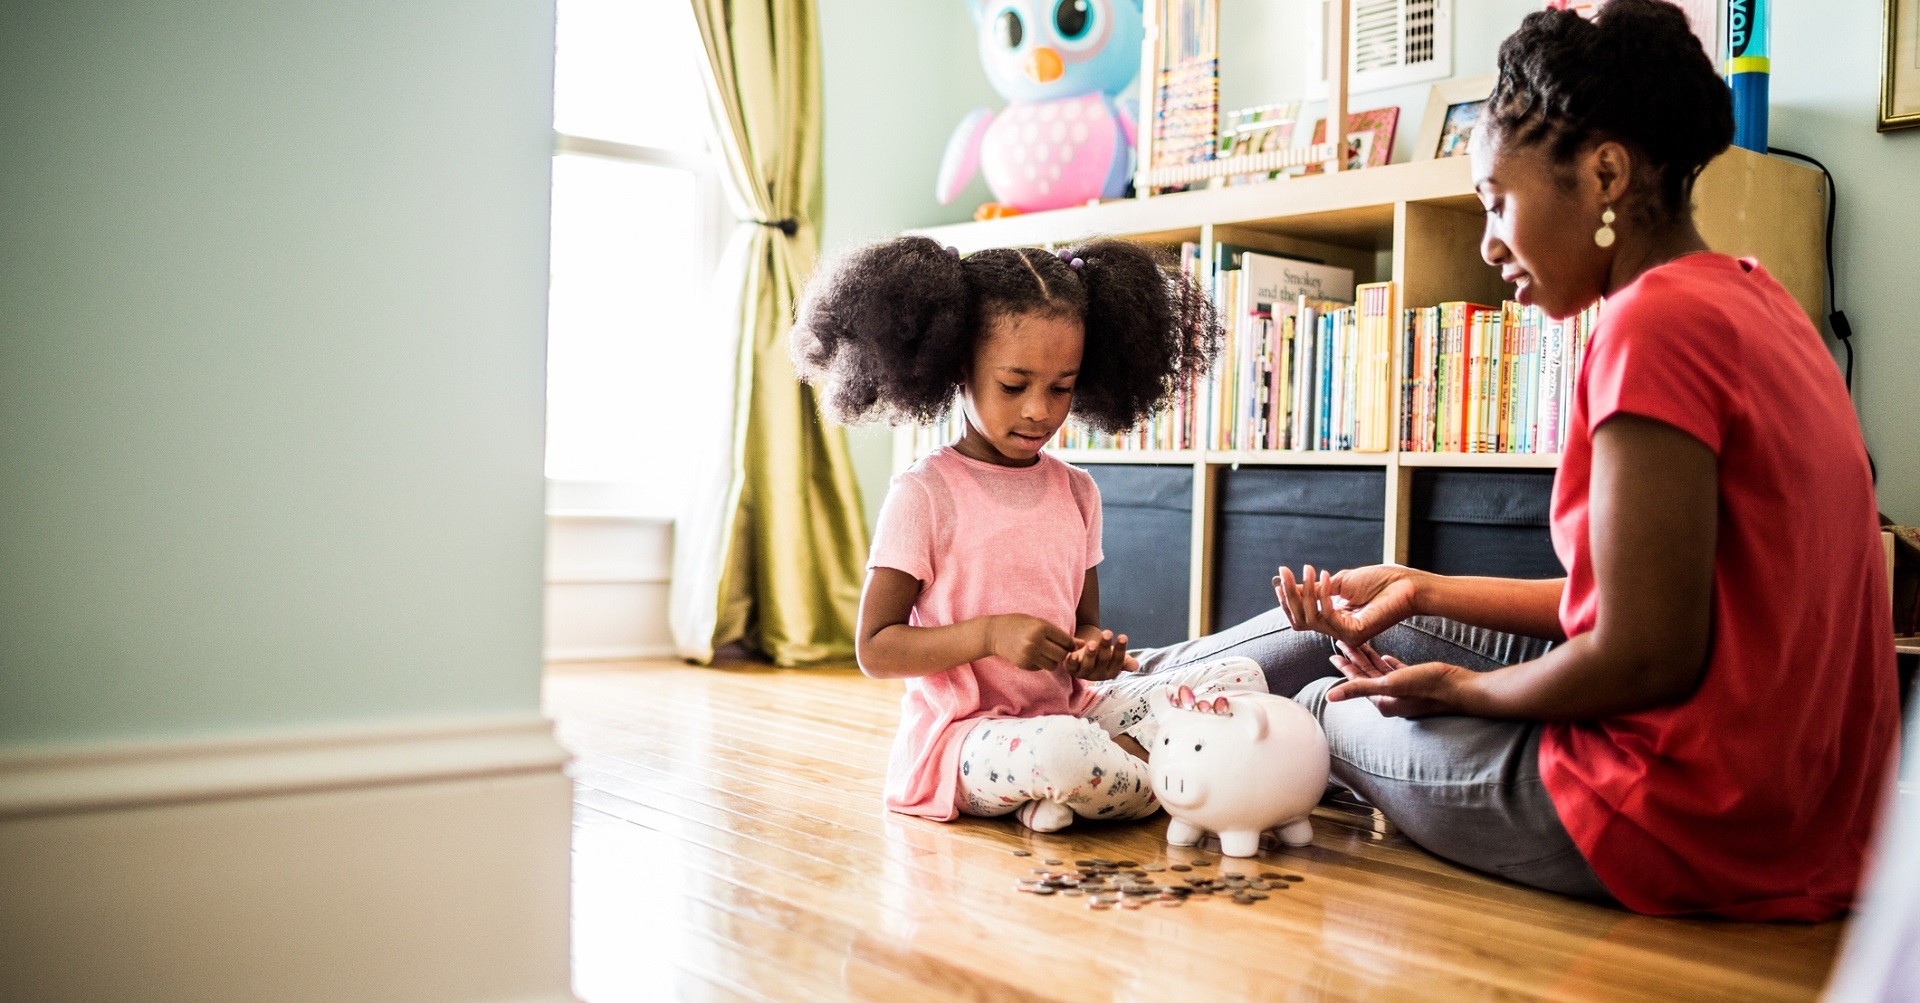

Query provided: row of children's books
[1052,243,1213,450]
[1194,244,1410,453]
[1400,300,1598,454]
[905,246,1596,459]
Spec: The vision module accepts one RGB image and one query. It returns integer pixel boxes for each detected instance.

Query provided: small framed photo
[1303,107,1400,173]
[1884,0,1920,131]
[1219,102,1301,183]
[1416,73,1497,160]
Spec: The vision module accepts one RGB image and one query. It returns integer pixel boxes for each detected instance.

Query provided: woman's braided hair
[1485,0,1734,222]
[791,236,1220,434]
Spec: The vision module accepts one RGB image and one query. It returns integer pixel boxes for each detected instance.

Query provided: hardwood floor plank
[561,700,1835,984]
[578,802,1067,1003]
[560,672,1835,991]
[578,806,939,1003]
[570,758,1817,1002]
[569,787,1321,998]
[551,664,1842,1002]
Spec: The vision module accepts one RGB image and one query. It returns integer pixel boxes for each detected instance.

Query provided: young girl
[791,236,1265,832]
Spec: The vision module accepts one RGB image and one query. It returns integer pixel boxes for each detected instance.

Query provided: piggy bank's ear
[1151,686,1177,714]
[1236,699,1269,742]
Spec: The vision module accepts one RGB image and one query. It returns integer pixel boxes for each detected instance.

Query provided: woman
[1137,0,1899,920]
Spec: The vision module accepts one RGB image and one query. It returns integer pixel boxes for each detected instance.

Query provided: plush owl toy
[937,0,1144,218]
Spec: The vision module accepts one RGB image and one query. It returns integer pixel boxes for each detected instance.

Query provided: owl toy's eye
[1054,0,1092,40]
[996,9,1024,49]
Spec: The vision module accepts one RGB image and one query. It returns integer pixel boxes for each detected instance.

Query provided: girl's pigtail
[1064,238,1222,434]
[791,235,974,426]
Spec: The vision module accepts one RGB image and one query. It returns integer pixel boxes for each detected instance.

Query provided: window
[546,0,730,513]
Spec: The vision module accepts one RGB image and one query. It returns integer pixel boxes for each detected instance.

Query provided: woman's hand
[1065,628,1136,682]
[986,614,1078,672]
[1325,640,1477,718]
[1275,564,1421,647]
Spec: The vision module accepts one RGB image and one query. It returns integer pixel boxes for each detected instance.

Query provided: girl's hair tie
[1057,248,1074,263]
[944,245,960,258]
[1069,257,1085,270]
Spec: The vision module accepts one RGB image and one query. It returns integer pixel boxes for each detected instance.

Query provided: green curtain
[674,0,868,666]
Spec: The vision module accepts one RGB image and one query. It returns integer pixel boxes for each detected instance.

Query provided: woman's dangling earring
[1594,206,1617,248]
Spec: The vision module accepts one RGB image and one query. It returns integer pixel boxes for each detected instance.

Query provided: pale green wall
[0,2,556,746]
[1771,1,1920,526]
[819,0,999,532]
[822,0,1919,527]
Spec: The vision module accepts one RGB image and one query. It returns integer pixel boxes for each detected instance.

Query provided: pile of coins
[1010,850,1305,910]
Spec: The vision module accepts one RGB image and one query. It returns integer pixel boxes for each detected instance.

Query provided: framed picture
[1884,0,1920,131]
[1304,107,1399,173]
[1416,73,1496,160]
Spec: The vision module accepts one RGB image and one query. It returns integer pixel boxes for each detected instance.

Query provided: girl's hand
[1325,640,1475,718]
[986,614,1077,672]
[1275,564,1420,648]
[1065,629,1136,682]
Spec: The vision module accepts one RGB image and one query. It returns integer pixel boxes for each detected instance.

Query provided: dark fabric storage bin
[1080,464,1192,647]
[1407,469,1563,579]
[1212,467,1384,633]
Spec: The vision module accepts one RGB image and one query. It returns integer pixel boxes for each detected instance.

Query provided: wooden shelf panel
[1051,448,1197,465]
[912,157,1479,252]
[1054,449,1560,469]
[908,148,1820,322]
[1205,449,1391,467]
[1398,452,1561,469]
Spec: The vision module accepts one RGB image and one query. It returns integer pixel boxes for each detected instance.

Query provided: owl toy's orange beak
[1024,47,1064,84]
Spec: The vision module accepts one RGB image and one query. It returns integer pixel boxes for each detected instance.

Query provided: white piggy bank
[1150,680,1331,858]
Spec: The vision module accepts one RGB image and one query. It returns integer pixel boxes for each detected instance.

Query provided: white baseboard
[0,714,569,818]
[544,643,681,663]
[543,580,673,661]
[0,717,575,1001]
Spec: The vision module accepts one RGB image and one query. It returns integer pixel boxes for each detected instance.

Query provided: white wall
[0,1,556,746]
[820,0,1919,526]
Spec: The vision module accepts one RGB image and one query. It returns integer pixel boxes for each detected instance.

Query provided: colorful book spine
[1316,307,1333,450]
[1541,314,1564,453]
[1290,299,1314,450]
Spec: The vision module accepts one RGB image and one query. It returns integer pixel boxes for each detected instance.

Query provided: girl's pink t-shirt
[867,446,1104,819]
[1543,253,1899,920]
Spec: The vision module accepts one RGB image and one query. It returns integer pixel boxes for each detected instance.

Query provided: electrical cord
[1765,146,1874,484]
[1765,146,1852,390]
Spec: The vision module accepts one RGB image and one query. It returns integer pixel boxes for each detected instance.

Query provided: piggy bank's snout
[1154,768,1204,810]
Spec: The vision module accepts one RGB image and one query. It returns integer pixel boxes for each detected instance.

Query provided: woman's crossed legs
[1134,606,1610,901]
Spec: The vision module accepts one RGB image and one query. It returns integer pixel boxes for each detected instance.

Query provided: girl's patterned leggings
[954,658,1266,823]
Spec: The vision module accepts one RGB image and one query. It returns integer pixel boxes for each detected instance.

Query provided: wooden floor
[546,661,1845,1002]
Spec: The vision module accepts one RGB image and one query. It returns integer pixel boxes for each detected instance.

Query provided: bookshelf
[900,146,1827,640]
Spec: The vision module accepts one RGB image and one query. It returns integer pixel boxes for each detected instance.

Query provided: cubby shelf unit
[900,147,1826,639]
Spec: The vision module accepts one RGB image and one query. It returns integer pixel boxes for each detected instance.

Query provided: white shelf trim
[1048,449,1561,469]
[1397,451,1562,469]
